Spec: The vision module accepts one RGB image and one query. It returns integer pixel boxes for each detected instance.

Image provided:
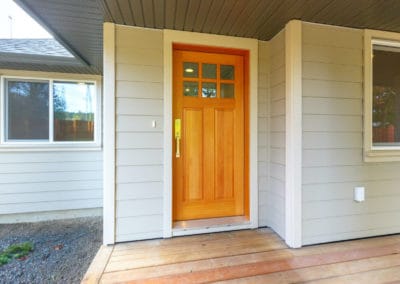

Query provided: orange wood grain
[172,46,248,221]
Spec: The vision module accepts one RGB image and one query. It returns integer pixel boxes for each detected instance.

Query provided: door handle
[175,119,181,158]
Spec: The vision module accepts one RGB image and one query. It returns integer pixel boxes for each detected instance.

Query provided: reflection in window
[183,62,198,78]
[221,83,234,98]
[372,44,400,146]
[221,65,234,80]
[202,63,216,79]
[53,82,95,141]
[6,80,49,140]
[183,81,198,97]
[202,82,217,98]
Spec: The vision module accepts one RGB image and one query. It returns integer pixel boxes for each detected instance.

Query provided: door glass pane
[53,81,95,141]
[221,65,234,80]
[202,63,216,79]
[183,81,198,97]
[202,82,217,98]
[183,62,198,78]
[221,83,235,98]
[6,80,49,140]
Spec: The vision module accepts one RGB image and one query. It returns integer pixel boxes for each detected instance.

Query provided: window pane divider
[49,79,54,143]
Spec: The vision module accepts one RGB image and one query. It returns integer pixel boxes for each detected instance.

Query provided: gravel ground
[0,217,102,284]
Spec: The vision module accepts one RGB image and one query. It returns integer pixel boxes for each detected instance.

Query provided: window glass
[183,81,198,97]
[6,80,49,140]
[202,63,216,79]
[372,44,400,146]
[221,83,235,98]
[221,65,235,80]
[53,81,95,141]
[202,82,217,98]
[183,62,198,78]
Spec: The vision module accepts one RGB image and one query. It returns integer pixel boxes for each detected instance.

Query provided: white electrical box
[354,187,365,202]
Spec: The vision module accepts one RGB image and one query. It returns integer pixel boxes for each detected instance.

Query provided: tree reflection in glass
[6,80,49,140]
[53,81,95,141]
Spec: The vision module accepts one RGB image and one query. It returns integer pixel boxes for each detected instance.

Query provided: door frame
[163,30,259,237]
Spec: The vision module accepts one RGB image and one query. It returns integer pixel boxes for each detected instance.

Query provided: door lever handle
[176,137,181,158]
[175,119,181,158]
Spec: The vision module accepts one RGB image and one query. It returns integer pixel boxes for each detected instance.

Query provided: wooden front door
[173,46,247,221]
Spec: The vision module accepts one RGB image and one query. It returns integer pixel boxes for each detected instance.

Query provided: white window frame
[364,29,400,162]
[0,75,101,151]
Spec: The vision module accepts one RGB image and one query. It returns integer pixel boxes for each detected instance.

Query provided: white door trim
[103,22,116,245]
[163,29,259,237]
[285,20,303,248]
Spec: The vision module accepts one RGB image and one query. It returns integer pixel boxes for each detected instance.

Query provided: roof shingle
[0,38,73,57]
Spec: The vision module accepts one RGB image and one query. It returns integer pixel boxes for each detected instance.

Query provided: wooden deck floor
[82,228,400,283]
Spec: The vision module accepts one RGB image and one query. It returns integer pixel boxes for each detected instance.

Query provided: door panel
[183,108,203,201]
[215,109,234,200]
[173,47,246,221]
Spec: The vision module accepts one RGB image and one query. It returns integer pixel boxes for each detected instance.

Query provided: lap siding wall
[301,22,400,245]
[114,25,164,242]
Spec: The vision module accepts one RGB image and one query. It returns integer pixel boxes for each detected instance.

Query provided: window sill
[0,143,102,152]
[364,148,400,162]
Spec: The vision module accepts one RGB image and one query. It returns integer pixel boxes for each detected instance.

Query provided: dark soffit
[15,0,400,74]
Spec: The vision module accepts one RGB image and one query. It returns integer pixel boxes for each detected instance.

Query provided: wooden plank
[307,265,400,284]
[82,245,114,284]
[111,232,282,257]
[106,235,286,272]
[124,241,400,283]
[113,228,274,250]
[85,230,400,283]
[220,254,400,283]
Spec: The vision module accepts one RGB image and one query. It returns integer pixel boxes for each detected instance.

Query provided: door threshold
[172,216,252,237]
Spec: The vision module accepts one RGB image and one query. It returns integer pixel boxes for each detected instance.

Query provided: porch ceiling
[16,0,400,74]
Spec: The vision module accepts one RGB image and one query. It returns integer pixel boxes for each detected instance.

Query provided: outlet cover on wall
[354,187,365,202]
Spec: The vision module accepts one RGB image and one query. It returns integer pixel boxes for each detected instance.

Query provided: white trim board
[285,20,302,248]
[102,22,116,245]
[363,29,400,162]
[163,29,259,238]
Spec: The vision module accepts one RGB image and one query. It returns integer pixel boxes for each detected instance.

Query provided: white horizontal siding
[115,25,164,242]
[0,151,102,216]
[301,22,400,245]
[266,30,286,238]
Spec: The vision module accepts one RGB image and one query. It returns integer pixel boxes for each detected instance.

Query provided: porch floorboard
[82,228,400,283]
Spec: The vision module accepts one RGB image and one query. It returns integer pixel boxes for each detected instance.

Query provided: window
[364,30,400,161]
[2,77,99,147]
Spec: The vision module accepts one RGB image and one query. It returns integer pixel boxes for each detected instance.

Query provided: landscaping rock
[0,217,102,284]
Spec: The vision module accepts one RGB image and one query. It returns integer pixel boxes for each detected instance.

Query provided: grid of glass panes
[183,62,235,99]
